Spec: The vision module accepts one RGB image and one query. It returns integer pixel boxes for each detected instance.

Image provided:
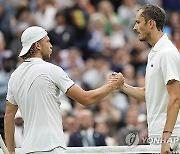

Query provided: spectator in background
[48,9,76,50]
[63,114,79,145]
[121,64,136,86]
[168,12,180,30]
[0,32,15,114]
[0,4,13,48]
[94,95,122,137]
[68,66,84,88]
[97,0,118,35]
[0,31,7,68]
[135,71,145,88]
[64,0,90,59]
[32,0,57,31]
[0,51,15,114]
[110,48,131,73]
[60,47,85,73]
[171,26,180,51]
[87,13,105,54]
[68,109,107,147]
[163,11,180,38]
[163,11,180,51]
[117,0,141,29]
[95,119,117,146]
[130,41,149,74]
[109,17,128,50]
[116,106,143,146]
[82,54,112,89]
[11,6,34,34]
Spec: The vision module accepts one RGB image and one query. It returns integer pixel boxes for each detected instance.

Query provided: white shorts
[28,146,67,154]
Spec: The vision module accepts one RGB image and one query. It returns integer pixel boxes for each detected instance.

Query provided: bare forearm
[161,81,180,154]
[163,81,180,139]
[85,82,121,105]
[121,83,145,102]
[163,97,180,136]
[4,116,15,152]
[67,73,124,106]
[80,83,116,106]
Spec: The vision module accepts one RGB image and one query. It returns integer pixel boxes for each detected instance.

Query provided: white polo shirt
[145,34,180,138]
[6,58,74,153]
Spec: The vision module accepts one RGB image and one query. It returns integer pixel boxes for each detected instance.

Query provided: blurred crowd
[0,0,180,148]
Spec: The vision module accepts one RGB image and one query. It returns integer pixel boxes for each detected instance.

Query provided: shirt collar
[24,57,43,62]
[151,33,169,52]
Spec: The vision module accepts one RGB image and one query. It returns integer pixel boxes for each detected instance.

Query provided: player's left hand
[161,142,171,154]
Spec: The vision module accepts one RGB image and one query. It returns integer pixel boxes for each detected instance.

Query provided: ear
[148,19,156,29]
[34,42,41,50]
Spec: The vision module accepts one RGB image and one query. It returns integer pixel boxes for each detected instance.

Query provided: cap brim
[19,44,32,57]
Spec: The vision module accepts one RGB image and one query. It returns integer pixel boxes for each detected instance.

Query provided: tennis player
[120,4,180,154]
[4,26,124,154]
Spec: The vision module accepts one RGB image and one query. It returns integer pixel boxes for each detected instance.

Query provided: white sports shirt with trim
[6,58,74,153]
[145,34,180,138]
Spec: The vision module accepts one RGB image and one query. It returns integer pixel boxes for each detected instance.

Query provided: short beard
[139,31,150,42]
[42,53,50,61]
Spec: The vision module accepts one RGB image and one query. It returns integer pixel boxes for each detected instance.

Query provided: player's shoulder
[43,61,65,74]
[160,40,179,56]
[44,61,63,69]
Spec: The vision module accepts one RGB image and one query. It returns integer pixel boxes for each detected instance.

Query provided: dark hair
[139,4,166,31]
[20,43,37,60]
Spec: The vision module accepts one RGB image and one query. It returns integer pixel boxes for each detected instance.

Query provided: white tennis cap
[19,26,47,57]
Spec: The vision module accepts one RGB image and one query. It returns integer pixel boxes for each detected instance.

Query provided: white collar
[24,57,43,62]
[151,33,169,52]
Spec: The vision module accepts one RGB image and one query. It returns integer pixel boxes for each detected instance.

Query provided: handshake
[107,72,125,90]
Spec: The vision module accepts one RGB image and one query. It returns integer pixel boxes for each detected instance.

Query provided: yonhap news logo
[125,132,180,147]
[143,136,180,144]
[125,132,139,147]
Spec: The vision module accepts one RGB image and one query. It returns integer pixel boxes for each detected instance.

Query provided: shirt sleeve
[160,51,180,85]
[48,64,74,93]
[6,80,17,105]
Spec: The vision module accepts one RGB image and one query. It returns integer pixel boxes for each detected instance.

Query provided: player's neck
[34,53,43,59]
[148,31,164,47]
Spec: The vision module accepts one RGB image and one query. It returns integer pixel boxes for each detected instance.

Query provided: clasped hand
[108,72,124,90]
